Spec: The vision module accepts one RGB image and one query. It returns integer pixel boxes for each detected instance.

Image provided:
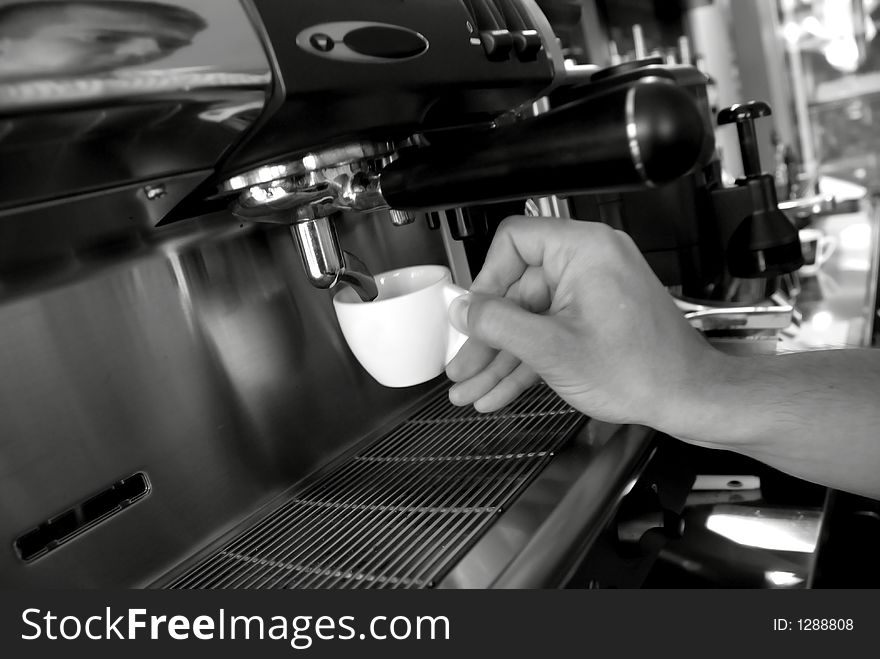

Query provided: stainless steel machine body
[0,0,798,588]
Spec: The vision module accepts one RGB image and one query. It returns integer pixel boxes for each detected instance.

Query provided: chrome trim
[294,21,429,64]
[867,201,880,344]
[291,218,343,290]
[290,217,377,301]
[675,297,794,331]
[778,194,837,214]
[625,86,650,185]
[338,250,379,302]
[232,166,389,220]
[220,142,398,194]
[389,210,416,226]
[0,71,271,110]
[440,422,655,588]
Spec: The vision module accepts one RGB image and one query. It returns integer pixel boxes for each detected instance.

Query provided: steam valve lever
[713,101,804,278]
[469,0,514,61]
[496,0,542,61]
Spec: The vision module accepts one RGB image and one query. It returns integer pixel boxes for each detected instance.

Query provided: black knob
[717,100,771,124]
[479,29,514,61]
[718,101,772,178]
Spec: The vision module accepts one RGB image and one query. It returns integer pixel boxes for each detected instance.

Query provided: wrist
[650,347,764,448]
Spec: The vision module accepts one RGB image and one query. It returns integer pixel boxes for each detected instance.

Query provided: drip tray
[163,384,584,589]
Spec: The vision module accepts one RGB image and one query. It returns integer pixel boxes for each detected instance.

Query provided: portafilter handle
[378,79,710,212]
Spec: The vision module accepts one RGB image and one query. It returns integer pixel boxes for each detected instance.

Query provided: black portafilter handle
[379,80,710,212]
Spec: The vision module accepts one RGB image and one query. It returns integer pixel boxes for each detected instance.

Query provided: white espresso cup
[798,228,837,276]
[333,265,468,387]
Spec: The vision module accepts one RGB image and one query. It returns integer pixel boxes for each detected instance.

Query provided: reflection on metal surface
[220,142,401,194]
[0,69,271,108]
[0,0,272,208]
[810,309,835,332]
[782,201,880,349]
[765,570,804,587]
[778,193,838,216]
[0,203,448,587]
[337,249,378,302]
[705,506,821,553]
[444,423,655,588]
[0,1,206,81]
[0,0,271,109]
[675,297,794,331]
[228,144,393,220]
[290,217,378,301]
[224,142,407,299]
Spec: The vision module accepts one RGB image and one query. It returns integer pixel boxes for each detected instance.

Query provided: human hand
[445,216,722,429]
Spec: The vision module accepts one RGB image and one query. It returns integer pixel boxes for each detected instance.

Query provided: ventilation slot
[15,472,151,562]
[166,384,583,589]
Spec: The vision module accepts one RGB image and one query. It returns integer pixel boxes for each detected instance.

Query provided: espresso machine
[0,0,802,589]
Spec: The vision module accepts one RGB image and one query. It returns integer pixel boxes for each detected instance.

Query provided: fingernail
[449,294,471,334]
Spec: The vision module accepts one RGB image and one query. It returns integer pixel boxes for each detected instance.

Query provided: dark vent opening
[14,472,150,562]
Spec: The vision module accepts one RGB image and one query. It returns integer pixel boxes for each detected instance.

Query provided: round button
[309,33,335,52]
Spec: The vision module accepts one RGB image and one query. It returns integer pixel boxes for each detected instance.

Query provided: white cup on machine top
[798,228,837,276]
[333,265,468,388]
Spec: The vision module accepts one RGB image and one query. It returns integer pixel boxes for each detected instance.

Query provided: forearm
[658,348,880,499]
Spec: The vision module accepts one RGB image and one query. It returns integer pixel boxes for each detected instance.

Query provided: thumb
[449,293,559,366]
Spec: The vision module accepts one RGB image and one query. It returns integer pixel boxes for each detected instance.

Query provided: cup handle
[816,235,837,266]
[441,282,469,364]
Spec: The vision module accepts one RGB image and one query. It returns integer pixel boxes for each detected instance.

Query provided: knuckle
[612,228,639,253]
[468,299,505,340]
[496,215,526,239]
[580,223,634,264]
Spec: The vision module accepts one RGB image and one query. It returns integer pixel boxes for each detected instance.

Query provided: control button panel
[464,0,545,62]
[296,21,428,63]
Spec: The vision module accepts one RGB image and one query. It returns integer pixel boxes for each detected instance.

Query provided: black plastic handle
[718,101,772,178]
[380,79,710,212]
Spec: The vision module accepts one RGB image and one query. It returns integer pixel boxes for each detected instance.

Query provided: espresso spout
[290,217,378,302]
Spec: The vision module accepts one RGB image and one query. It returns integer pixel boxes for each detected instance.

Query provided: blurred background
[540,0,880,352]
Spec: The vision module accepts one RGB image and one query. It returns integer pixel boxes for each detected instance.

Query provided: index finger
[470,215,572,296]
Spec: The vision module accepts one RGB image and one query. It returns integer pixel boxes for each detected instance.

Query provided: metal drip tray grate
[166,383,583,589]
